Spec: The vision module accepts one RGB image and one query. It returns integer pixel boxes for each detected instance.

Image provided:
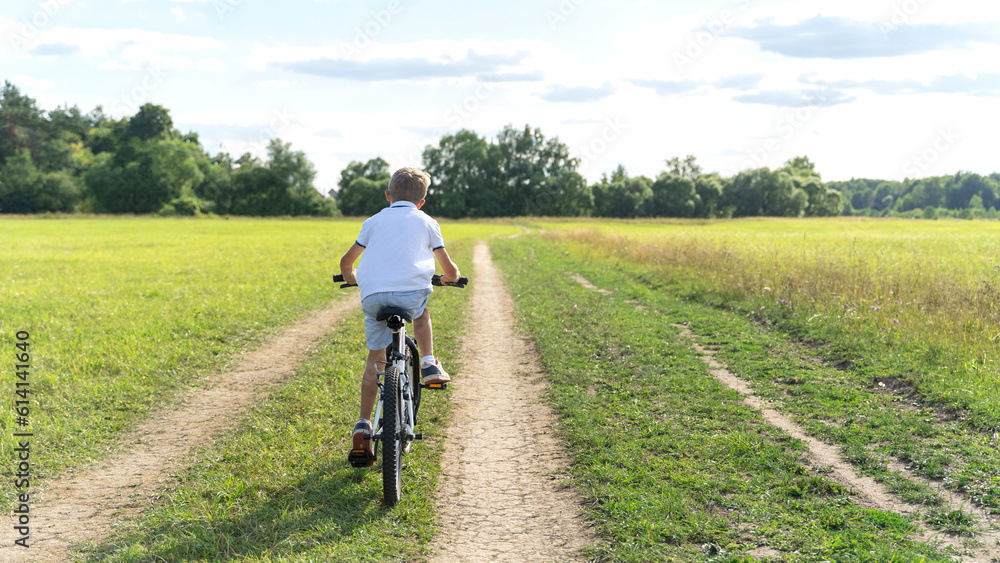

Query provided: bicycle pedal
[348,449,375,468]
[413,433,423,440]
[421,382,448,390]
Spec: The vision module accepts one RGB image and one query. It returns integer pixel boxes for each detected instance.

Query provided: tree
[124,103,174,141]
[225,139,333,216]
[950,173,998,210]
[593,173,652,218]
[694,173,725,218]
[780,157,839,217]
[872,181,898,212]
[782,156,819,178]
[337,157,390,193]
[334,157,391,216]
[85,140,176,213]
[646,173,697,217]
[532,172,593,216]
[0,149,44,212]
[664,155,703,179]
[0,81,45,165]
[724,168,768,217]
[799,180,841,216]
[422,130,491,218]
[609,164,629,183]
[151,138,211,215]
[419,124,588,217]
[490,124,581,216]
[337,177,389,216]
[725,167,806,217]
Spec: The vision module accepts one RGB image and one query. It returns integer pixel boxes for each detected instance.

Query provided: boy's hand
[342,269,358,285]
[440,270,462,284]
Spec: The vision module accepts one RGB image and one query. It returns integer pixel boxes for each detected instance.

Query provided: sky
[2,0,1000,194]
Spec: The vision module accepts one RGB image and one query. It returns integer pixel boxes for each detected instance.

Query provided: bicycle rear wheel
[406,336,421,424]
[381,365,403,506]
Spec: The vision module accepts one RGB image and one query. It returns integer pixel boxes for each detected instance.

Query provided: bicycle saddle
[376,306,412,322]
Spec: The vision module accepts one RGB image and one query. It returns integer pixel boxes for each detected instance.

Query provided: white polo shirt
[355,201,446,300]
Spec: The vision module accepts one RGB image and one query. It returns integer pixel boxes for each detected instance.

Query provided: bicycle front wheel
[381,365,403,506]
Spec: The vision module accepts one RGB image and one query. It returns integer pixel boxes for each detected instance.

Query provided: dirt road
[430,241,595,562]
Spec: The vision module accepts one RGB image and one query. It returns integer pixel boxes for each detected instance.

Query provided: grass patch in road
[77,238,475,563]
[492,235,963,562]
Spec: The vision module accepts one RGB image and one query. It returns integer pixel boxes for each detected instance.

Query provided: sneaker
[420,359,451,385]
[347,420,374,467]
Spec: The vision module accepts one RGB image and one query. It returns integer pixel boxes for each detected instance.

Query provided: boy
[339,167,461,464]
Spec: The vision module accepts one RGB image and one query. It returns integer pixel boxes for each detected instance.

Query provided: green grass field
[492,235,967,561]
[3,216,998,561]
[538,218,1000,430]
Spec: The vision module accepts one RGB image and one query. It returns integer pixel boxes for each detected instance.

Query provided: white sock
[421,355,435,366]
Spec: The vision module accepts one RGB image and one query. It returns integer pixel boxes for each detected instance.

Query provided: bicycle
[333,273,468,506]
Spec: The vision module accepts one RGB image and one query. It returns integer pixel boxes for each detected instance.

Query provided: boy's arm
[433,247,461,283]
[340,243,365,285]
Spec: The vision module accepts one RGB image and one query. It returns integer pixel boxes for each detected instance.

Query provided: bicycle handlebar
[433,274,469,288]
[332,274,468,289]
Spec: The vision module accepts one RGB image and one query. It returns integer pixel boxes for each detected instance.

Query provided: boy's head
[387,167,431,204]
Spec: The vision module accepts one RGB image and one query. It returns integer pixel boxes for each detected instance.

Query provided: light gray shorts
[361,289,431,350]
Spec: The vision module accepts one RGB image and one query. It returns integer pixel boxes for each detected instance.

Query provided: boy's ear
[384,189,391,203]
[416,199,425,209]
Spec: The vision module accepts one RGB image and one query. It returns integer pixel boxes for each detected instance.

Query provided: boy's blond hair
[387,168,431,203]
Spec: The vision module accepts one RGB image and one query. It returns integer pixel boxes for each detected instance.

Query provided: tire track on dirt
[430,242,594,562]
[0,298,357,563]
[569,273,1000,562]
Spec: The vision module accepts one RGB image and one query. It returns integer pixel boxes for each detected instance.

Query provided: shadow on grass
[79,460,415,562]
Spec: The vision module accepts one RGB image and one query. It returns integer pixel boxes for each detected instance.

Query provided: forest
[2,81,998,219]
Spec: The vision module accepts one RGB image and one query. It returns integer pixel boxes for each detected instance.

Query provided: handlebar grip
[432,275,469,288]
[333,273,356,288]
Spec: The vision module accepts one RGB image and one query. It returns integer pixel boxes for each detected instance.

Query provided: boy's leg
[360,347,385,421]
[414,307,450,384]
[350,346,384,465]
[413,306,433,358]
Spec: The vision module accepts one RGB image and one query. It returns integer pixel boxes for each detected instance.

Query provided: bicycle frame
[380,315,420,444]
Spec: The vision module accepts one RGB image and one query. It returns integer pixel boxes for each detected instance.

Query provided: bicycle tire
[382,365,403,506]
[406,336,421,423]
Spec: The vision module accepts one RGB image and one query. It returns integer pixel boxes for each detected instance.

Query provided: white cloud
[198,58,227,72]
[22,26,225,70]
[171,7,186,21]
[259,79,289,88]
[10,75,56,90]
[241,38,573,83]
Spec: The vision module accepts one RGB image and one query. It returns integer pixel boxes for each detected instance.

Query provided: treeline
[830,175,1000,219]
[3,81,999,219]
[0,82,335,216]
[343,129,1000,219]
[336,130,842,219]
